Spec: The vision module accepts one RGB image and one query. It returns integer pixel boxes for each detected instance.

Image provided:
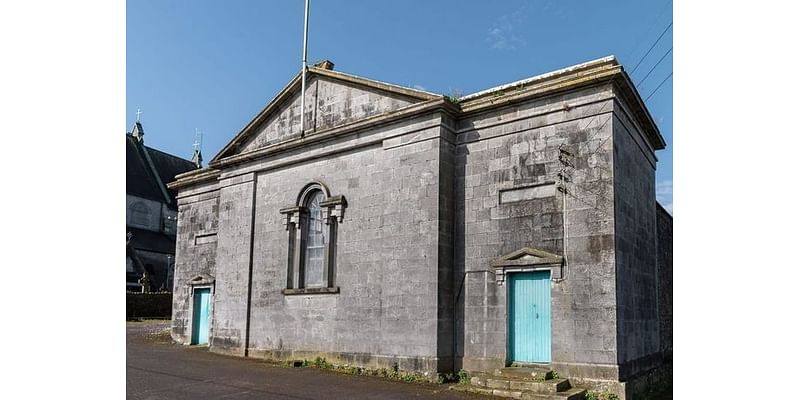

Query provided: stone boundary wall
[127,292,173,319]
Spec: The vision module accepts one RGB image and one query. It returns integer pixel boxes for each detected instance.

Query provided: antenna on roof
[191,128,203,169]
[299,0,310,138]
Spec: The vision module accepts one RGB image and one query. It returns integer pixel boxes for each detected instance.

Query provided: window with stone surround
[279,182,346,295]
[130,201,151,228]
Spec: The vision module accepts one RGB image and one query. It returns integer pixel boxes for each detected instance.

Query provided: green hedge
[127,292,172,319]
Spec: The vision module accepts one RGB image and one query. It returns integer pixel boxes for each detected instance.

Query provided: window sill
[281,287,340,296]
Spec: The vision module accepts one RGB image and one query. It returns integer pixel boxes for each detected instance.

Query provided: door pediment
[492,247,563,267]
[187,273,215,286]
[491,247,563,284]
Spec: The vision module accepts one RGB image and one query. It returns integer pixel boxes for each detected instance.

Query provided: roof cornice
[167,168,221,190]
[210,97,458,170]
[199,56,665,187]
[457,56,665,150]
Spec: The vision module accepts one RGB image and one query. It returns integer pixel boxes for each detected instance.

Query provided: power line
[583,32,669,136]
[630,21,672,75]
[645,72,673,102]
[637,47,673,87]
[625,0,673,61]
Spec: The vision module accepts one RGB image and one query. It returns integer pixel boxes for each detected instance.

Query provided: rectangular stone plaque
[194,233,218,245]
[499,183,556,204]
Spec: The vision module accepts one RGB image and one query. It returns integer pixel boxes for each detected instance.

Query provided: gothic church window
[280,182,346,294]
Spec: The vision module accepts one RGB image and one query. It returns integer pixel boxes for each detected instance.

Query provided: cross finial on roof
[136,108,142,122]
[130,114,145,142]
[191,128,204,169]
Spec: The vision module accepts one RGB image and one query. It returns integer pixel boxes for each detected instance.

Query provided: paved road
[127,321,490,400]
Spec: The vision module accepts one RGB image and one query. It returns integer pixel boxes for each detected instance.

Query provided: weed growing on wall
[286,357,447,384]
[586,391,620,400]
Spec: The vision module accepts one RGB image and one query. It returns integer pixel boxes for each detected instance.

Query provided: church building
[168,57,672,398]
[126,120,199,292]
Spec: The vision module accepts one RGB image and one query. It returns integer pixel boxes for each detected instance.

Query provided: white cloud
[485,8,527,50]
[485,1,566,50]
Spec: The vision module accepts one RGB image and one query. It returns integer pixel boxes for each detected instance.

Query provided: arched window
[303,191,327,287]
[280,182,347,294]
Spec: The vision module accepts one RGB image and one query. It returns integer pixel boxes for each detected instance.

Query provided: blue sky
[127,0,672,210]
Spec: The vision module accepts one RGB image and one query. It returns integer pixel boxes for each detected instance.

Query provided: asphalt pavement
[126,321,490,400]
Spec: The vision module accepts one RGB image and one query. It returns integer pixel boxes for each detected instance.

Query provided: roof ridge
[127,135,165,202]
[137,141,172,205]
[143,143,195,164]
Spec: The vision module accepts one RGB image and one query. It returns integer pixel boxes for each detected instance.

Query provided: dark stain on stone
[569,129,588,143]
[212,336,241,349]
[343,98,353,119]
[589,234,615,252]
[573,156,589,170]
[497,194,564,257]
[360,102,375,116]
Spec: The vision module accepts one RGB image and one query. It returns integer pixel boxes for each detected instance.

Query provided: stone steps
[450,384,587,400]
[471,374,572,393]
[449,367,588,400]
[495,367,559,381]
[522,387,587,400]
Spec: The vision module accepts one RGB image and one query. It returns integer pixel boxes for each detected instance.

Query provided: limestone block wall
[171,180,219,343]
[437,117,457,371]
[455,83,619,380]
[218,111,457,373]
[656,205,672,355]
[211,174,258,354]
[612,100,660,380]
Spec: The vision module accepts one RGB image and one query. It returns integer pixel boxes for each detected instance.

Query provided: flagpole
[300,0,310,137]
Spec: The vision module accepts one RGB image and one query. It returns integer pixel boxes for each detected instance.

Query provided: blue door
[508,271,551,363]
[191,288,212,345]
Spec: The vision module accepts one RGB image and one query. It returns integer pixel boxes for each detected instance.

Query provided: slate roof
[126,131,196,207]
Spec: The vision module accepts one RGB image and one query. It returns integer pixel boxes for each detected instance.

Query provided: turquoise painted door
[191,288,211,345]
[508,271,551,363]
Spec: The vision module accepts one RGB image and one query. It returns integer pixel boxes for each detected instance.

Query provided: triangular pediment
[492,247,563,267]
[188,273,215,286]
[212,66,438,162]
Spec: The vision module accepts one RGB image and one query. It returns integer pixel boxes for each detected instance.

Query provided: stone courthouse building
[168,57,672,398]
